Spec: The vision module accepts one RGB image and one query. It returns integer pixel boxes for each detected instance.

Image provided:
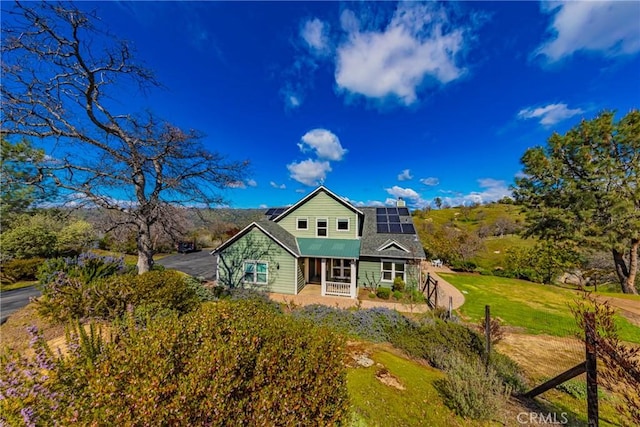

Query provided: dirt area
[375,367,405,390]
[597,295,640,327]
[0,303,65,354]
[497,332,584,381]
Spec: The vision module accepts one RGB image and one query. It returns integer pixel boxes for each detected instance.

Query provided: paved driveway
[156,250,216,280]
[0,286,41,324]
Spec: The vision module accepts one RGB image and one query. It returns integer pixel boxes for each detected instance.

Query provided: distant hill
[412,202,536,270]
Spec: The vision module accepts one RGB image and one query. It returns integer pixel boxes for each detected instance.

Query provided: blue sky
[36,1,640,209]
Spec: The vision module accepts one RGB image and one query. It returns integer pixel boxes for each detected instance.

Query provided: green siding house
[211,186,426,298]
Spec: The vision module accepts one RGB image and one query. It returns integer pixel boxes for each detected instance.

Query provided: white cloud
[298,129,347,161]
[226,181,246,189]
[517,103,583,126]
[227,179,258,189]
[344,197,386,207]
[335,3,468,105]
[536,1,640,63]
[270,181,286,190]
[397,169,413,181]
[435,178,511,206]
[385,185,428,207]
[301,18,330,56]
[420,177,439,186]
[287,159,332,186]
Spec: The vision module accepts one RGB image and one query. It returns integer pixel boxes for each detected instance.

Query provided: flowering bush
[292,305,413,342]
[1,300,349,426]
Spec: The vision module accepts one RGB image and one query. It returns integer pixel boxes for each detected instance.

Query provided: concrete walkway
[421,262,465,310]
[269,284,430,313]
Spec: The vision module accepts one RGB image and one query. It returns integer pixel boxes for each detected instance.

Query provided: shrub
[435,353,509,420]
[376,287,391,300]
[392,290,403,300]
[184,276,216,302]
[38,252,125,285]
[489,351,528,393]
[389,320,485,369]
[0,221,57,259]
[449,260,477,272]
[3,301,350,426]
[0,257,44,283]
[292,305,412,343]
[36,270,200,322]
[36,273,88,322]
[392,277,405,292]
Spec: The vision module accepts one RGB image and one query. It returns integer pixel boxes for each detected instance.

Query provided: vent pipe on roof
[397,197,406,207]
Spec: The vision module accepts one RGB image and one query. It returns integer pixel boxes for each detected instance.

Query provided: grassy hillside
[413,202,533,270]
[440,273,640,343]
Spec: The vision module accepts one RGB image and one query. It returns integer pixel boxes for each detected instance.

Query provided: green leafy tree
[0,138,54,226]
[0,212,95,259]
[1,2,246,274]
[513,110,640,294]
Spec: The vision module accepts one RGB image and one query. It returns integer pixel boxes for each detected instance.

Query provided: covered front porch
[301,257,357,298]
[296,237,361,299]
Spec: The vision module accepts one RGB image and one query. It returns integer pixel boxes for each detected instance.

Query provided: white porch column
[321,258,327,296]
[350,259,357,299]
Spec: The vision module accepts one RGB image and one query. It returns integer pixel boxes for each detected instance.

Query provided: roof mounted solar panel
[401,223,415,234]
[265,208,274,215]
[389,223,402,233]
[377,223,389,233]
[386,207,398,215]
[388,215,400,223]
[398,207,410,216]
[376,207,386,215]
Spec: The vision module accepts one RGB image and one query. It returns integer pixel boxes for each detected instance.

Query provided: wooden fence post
[485,305,491,365]
[585,312,598,427]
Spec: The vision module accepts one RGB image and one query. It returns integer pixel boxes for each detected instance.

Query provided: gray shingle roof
[359,207,425,259]
[255,219,300,257]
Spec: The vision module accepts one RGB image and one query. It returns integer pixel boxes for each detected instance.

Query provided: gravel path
[421,262,466,310]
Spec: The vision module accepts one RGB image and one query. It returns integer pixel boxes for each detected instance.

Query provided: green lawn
[347,349,487,426]
[0,280,38,292]
[440,273,640,344]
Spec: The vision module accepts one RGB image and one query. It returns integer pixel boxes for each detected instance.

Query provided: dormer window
[336,218,349,232]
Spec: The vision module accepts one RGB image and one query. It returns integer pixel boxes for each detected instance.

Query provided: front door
[308,258,322,283]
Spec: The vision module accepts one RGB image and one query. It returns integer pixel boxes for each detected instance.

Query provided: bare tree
[1,2,247,273]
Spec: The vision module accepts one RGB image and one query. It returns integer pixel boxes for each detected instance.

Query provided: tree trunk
[625,239,638,295]
[136,221,154,274]
[613,243,638,295]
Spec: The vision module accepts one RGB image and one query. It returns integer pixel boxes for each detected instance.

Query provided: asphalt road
[156,249,217,280]
[0,285,41,325]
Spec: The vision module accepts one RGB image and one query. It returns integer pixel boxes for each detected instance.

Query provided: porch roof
[296,238,361,259]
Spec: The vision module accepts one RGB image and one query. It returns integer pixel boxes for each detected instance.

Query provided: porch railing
[325,281,351,297]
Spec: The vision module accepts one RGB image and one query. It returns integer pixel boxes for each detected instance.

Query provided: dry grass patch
[496,332,583,381]
[0,303,64,354]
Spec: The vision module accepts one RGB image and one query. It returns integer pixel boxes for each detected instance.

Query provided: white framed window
[336,218,350,232]
[316,218,328,237]
[297,217,308,230]
[243,260,268,284]
[331,259,351,279]
[381,260,405,282]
